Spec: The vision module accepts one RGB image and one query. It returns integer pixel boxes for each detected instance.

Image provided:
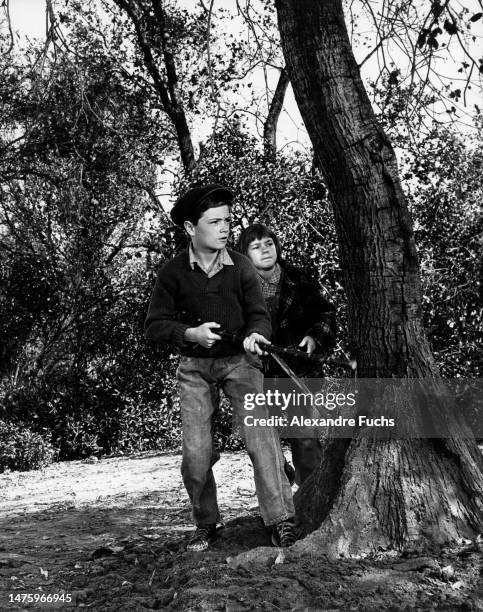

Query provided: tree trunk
[263,68,290,157]
[275,0,483,556]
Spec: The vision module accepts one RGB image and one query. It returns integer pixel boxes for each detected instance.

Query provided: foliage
[0,18,181,461]
[375,76,482,376]
[0,420,55,472]
[183,125,344,302]
[0,1,481,470]
[348,0,483,138]
[404,123,482,376]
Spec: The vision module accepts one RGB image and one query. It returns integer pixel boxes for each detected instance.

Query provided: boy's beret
[170,184,234,227]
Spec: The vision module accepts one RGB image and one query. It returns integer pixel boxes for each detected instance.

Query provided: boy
[237,223,337,485]
[145,186,295,551]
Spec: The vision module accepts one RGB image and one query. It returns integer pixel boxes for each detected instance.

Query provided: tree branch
[263,67,289,156]
[1,0,14,55]
[112,0,196,172]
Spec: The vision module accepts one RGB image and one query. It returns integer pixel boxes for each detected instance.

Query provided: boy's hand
[299,335,316,356]
[243,332,271,356]
[185,322,222,348]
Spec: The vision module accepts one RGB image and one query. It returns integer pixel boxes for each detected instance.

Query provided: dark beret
[170,184,234,227]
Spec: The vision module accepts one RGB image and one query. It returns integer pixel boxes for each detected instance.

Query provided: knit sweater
[144,248,272,357]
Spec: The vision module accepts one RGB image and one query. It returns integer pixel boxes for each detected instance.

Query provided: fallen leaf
[110,546,125,553]
[274,551,285,565]
[441,564,454,579]
[458,538,472,546]
[452,581,465,590]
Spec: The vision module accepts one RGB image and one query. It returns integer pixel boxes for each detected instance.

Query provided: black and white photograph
[1,0,482,610]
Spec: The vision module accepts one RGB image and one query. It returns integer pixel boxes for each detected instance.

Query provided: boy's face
[246,236,278,271]
[186,204,231,252]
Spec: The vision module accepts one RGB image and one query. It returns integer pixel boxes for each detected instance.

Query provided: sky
[9,0,46,39]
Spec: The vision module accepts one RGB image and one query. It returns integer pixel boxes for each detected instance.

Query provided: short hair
[185,197,232,226]
[236,223,282,261]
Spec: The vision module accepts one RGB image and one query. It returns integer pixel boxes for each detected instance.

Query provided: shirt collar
[259,262,281,285]
[188,243,234,275]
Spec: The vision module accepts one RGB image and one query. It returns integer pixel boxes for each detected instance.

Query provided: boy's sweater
[145,248,271,357]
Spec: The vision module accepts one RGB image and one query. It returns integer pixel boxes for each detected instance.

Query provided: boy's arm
[240,258,272,340]
[144,265,190,348]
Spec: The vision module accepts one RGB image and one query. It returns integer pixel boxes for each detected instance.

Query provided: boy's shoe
[186,524,217,552]
[271,519,297,547]
[283,460,296,486]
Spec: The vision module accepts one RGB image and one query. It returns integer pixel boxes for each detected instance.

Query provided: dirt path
[1,451,481,611]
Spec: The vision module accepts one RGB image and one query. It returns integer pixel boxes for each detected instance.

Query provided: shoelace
[192,526,212,541]
[277,522,296,545]
[187,526,215,551]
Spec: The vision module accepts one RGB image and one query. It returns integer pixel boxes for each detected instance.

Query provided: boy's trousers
[177,353,295,527]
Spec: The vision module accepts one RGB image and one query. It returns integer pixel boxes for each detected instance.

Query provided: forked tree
[275,0,483,557]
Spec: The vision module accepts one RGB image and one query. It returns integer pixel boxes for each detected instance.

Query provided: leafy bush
[0,421,55,472]
[403,123,482,377]
[0,22,178,462]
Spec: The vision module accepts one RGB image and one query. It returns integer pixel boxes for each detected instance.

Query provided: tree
[274,0,483,557]
[106,0,291,169]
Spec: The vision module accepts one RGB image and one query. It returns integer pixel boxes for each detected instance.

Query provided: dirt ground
[0,450,481,611]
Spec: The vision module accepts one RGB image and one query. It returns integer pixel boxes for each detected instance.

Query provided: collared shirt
[188,243,234,278]
[258,263,282,317]
[259,263,282,300]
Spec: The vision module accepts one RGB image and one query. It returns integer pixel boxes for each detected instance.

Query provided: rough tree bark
[263,68,290,156]
[275,0,483,557]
